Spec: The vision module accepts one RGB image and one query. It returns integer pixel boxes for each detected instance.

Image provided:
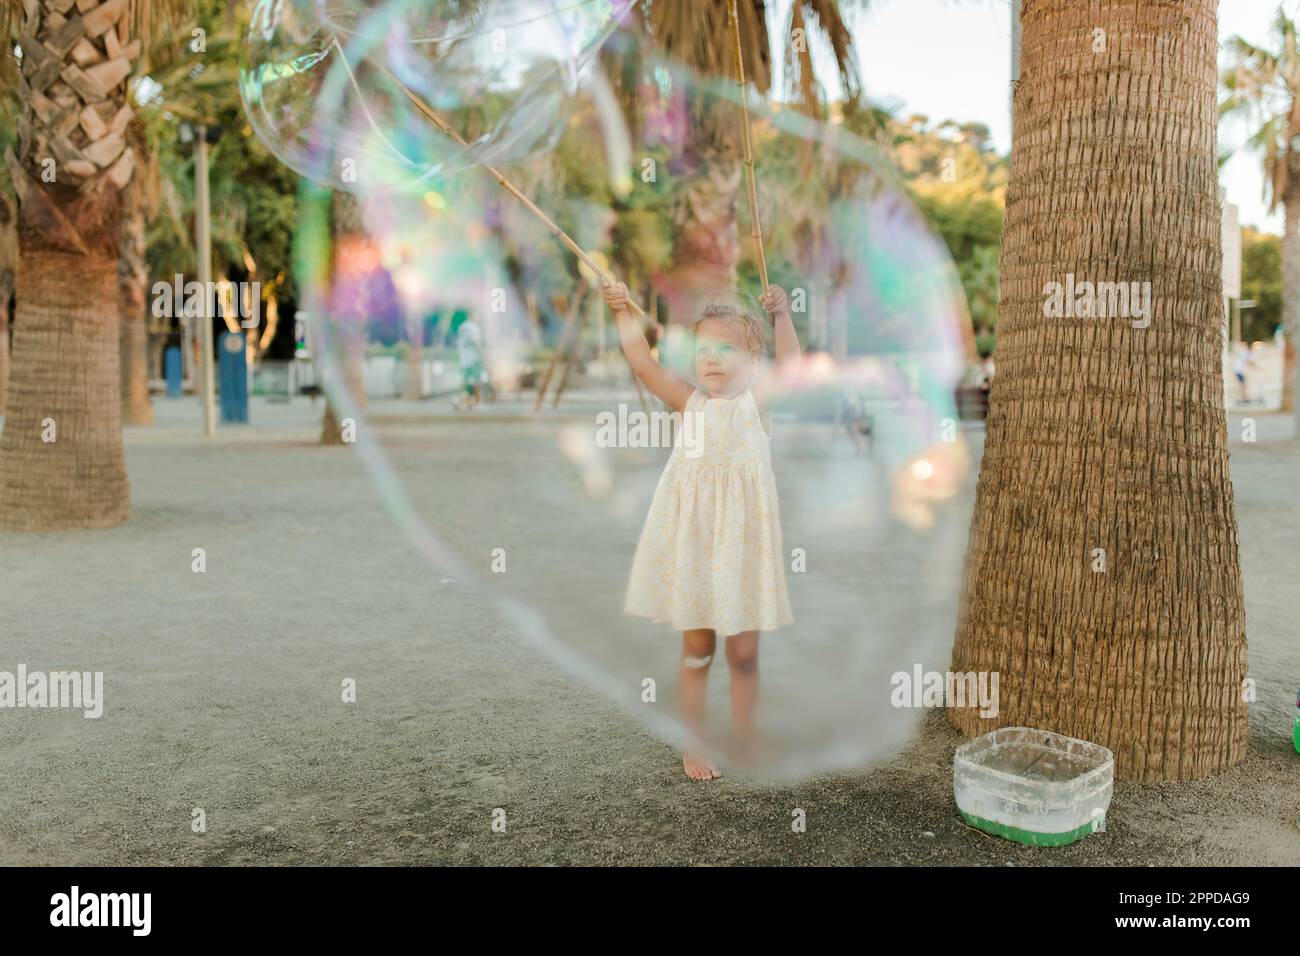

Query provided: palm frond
[1222,11,1300,209]
[126,0,197,64]
[641,0,772,92]
[798,0,861,109]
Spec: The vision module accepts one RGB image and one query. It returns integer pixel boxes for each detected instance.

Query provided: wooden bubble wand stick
[373,65,649,410]
[380,65,647,317]
[727,0,770,304]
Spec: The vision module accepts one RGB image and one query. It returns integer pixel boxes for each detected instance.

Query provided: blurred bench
[956,385,990,421]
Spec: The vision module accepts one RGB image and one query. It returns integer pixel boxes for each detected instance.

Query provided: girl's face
[693,318,755,395]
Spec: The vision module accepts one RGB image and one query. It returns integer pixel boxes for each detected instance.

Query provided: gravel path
[0,396,1295,866]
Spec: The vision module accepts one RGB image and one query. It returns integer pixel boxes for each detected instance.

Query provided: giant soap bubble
[290,10,975,781]
[241,0,625,191]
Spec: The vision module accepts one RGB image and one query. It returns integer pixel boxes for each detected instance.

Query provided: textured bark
[0,0,137,528]
[11,0,137,193]
[660,143,741,324]
[0,298,9,417]
[621,0,859,326]
[0,252,129,529]
[321,192,367,445]
[1281,175,1300,415]
[320,400,345,445]
[0,193,14,416]
[649,67,744,326]
[948,0,1247,782]
[404,323,423,400]
[118,175,152,425]
[319,355,365,445]
[1283,338,1296,419]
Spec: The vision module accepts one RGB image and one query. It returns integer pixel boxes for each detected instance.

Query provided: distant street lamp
[1234,299,1257,345]
[177,122,196,394]
[178,121,224,437]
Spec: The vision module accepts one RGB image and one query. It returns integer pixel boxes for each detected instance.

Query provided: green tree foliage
[1240,226,1283,342]
[118,6,1008,356]
[894,115,1006,349]
[140,0,297,293]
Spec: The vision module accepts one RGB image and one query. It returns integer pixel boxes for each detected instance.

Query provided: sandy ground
[0,394,1296,866]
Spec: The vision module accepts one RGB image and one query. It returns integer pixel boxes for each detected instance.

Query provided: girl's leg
[680,629,719,780]
[725,631,760,760]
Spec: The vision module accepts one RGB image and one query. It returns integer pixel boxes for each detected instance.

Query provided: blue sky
[780,0,1299,234]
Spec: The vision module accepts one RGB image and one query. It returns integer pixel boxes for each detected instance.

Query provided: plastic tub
[953,727,1113,847]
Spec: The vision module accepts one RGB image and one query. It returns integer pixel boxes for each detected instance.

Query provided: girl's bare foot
[683,754,721,780]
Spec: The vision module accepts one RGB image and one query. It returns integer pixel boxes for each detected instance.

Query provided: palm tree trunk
[0,292,10,418]
[119,177,153,425]
[659,147,741,326]
[404,318,424,400]
[1282,176,1300,418]
[321,192,368,444]
[0,193,15,416]
[320,354,365,445]
[0,252,129,529]
[0,0,139,529]
[948,0,1247,782]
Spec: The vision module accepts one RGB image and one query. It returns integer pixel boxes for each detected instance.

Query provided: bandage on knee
[683,654,713,669]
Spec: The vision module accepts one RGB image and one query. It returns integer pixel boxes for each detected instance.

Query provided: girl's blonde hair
[692,289,767,357]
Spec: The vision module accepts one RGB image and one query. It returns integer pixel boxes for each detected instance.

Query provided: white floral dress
[624,388,793,635]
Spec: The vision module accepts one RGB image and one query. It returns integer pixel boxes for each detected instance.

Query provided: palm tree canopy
[1221,8,1300,210]
[627,0,867,116]
[1,0,196,75]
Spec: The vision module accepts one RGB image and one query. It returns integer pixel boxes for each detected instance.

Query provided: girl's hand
[759,284,790,320]
[602,280,631,314]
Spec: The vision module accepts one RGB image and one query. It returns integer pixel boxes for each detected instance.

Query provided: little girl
[602,280,800,780]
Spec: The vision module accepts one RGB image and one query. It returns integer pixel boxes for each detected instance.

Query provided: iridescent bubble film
[282,6,974,781]
[241,0,622,191]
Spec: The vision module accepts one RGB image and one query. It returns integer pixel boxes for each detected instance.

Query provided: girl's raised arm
[761,284,801,368]
[604,281,693,413]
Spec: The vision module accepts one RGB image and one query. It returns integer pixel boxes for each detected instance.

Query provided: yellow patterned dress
[624,388,793,636]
